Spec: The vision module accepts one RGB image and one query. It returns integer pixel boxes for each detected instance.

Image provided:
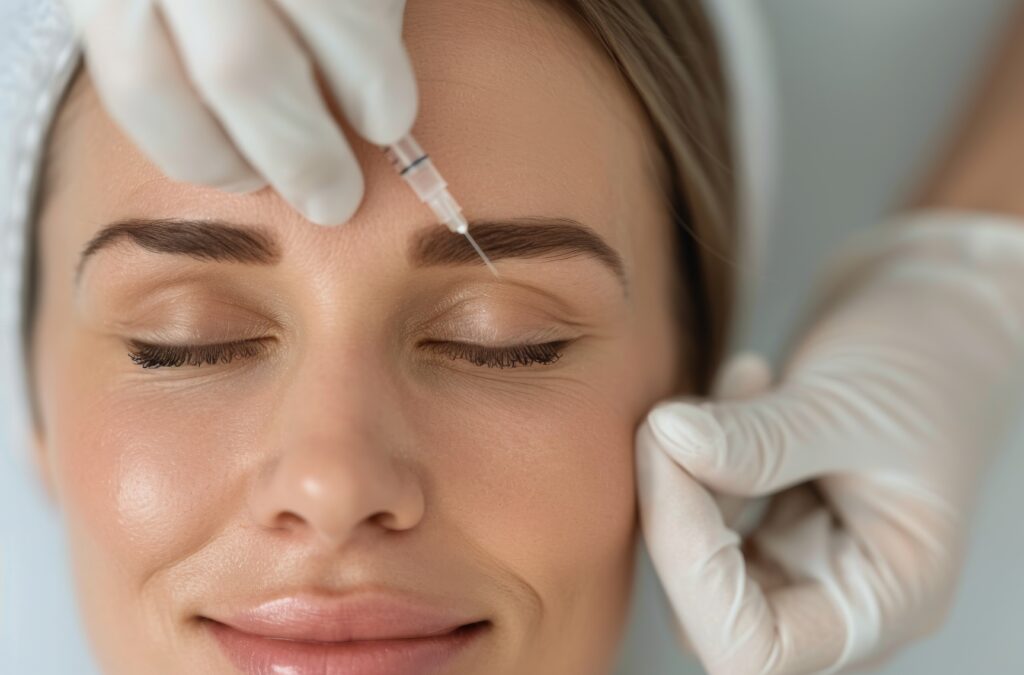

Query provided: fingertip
[160,148,266,195]
[299,178,364,226]
[219,174,269,194]
[644,401,726,473]
[713,351,774,399]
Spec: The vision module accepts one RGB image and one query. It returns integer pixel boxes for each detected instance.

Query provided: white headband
[0,0,80,465]
[0,0,776,465]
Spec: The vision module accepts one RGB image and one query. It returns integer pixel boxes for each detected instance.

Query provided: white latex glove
[636,210,1024,675]
[61,0,417,225]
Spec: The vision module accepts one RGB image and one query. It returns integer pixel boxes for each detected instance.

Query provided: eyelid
[413,314,577,347]
[402,284,590,339]
[77,278,288,339]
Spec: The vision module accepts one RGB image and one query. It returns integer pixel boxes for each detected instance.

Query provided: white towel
[0,0,80,469]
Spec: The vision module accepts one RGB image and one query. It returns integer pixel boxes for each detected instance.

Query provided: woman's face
[31,0,687,673]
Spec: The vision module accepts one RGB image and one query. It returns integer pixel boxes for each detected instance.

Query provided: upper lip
[204,589,487,643]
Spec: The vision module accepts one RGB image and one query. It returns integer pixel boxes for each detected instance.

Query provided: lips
[203,590,490,675]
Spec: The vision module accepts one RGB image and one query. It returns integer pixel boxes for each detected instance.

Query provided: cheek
[45,349,265,575]
[411,364,642,617]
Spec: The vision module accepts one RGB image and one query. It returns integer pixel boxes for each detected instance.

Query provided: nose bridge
[288,336,390,435]
[249,336,425,546]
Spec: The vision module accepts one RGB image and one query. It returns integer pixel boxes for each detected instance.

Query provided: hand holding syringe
[65,0,498,270]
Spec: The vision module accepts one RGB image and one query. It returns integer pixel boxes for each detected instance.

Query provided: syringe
[383,134,499,277]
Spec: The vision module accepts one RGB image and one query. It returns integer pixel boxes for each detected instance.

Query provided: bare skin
[29,1,690,673]
[915,3,1024,216]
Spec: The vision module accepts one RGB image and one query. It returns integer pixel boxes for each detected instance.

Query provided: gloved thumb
[642,353,886,497]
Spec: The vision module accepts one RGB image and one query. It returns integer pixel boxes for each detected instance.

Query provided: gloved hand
[636,210,1024,675]
[61,0,417,225]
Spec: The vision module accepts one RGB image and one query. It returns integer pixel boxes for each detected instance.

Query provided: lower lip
[205,618,489,675]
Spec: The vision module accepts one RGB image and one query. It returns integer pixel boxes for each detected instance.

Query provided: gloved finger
[273,0,417,145]
[158,0,364,225]
[642,378,912,497]
[712,350,774,400]
[70,0,265,192]
[709,351,775,530]
[817,474,963,643]
[636,424,847,675]
[642,401,947,665]
[737,485,823,591]
[750,493,885,673]
[749,475,956,670]
[714,493,755,531]
[742,537,790,593]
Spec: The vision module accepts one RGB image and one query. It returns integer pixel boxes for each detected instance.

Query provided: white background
[3,1,1023,673]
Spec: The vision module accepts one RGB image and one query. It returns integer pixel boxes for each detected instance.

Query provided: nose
[248,348,425,548]
[250,443,425,547]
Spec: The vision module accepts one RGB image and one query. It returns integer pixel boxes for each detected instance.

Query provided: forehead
[41,0,662,275]
[405,0,664,241]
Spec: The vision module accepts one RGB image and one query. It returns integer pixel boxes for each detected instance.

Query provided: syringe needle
[384,133,501,278]
[462,230,500,277]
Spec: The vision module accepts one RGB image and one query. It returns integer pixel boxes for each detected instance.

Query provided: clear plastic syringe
[383,134,499,277]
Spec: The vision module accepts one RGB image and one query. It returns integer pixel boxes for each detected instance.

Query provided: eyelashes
[420,340,568,369]
[127,339,270,369]
[125,338,569,370]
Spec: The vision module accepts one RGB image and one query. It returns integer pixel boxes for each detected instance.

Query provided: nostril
[248,446,426,543]
[370,510,403,530]
[270,510,305,532]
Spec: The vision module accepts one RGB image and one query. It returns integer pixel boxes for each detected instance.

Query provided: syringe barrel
[385,134,426,170]
[385,134,466,233]
[384,134,447,202]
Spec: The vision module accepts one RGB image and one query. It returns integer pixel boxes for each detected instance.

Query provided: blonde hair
[555,0,736,391]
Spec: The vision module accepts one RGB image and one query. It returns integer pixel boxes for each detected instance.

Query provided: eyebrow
[411,216,626,287]
[75,215,626,288]
[75,218,280,285]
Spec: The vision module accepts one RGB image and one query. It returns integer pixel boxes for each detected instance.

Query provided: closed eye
[126,338,271,369]
[124,338,571,370]
[420,340,571,368]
